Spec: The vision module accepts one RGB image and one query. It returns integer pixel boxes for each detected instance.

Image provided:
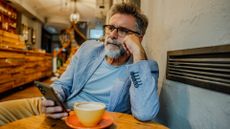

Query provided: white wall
[142,0,230,91]
[141,0,230,129]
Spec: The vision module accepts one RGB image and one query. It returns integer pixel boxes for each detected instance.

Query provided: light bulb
[70,13,80,23]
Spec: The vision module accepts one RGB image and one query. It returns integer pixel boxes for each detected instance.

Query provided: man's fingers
[41,100,56,113]
[45,106,63,113]
[41,100,55,107]
[41,99,69,119]
[122,43,131,55]
[46,112,68,119]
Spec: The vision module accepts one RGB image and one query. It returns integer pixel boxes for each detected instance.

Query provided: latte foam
[75,103,105,111]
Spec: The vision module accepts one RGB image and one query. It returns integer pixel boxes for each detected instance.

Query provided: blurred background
[0,0,230,129]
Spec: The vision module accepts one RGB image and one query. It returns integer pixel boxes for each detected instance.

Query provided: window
[89,29,103,39]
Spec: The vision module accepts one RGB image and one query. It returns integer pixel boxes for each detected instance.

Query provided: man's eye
[119,28,129,33]
[108,26,115,31]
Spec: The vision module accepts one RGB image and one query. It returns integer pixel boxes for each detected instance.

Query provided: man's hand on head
[122,34,147,63]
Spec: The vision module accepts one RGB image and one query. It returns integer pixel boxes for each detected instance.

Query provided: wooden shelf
[0,30,26,50]
[0,0,18,33]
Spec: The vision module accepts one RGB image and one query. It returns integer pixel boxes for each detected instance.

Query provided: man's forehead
[109,14,136,29]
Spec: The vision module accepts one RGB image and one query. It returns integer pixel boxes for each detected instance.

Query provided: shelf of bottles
[0,0,17,34]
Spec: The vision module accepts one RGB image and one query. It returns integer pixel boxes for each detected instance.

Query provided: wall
[141,0,230,129]
[21,14,42,49]
[33,21,42,49]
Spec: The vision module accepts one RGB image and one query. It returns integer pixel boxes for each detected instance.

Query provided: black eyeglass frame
[103,25,141,36]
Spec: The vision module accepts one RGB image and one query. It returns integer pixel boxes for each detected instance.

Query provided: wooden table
[0,112,168,129]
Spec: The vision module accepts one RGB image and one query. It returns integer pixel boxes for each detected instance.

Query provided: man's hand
[122,34,147,63]
[41,99,69,119]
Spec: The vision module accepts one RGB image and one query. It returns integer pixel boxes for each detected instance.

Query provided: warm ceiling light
[69,0,80,23]
[70,13,80,23]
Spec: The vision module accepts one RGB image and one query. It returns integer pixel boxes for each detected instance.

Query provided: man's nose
[110,29,118,38]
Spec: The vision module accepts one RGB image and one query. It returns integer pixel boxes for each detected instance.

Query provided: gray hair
[110,3,148,36]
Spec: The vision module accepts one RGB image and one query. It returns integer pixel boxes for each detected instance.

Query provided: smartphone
[34,81,67,112]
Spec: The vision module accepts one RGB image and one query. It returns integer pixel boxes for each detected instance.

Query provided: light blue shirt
[68,59,128,108]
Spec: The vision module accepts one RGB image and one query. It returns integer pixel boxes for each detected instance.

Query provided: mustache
[106,39,122,47]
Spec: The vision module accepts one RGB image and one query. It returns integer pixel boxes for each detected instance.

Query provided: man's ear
[139,36,144,42]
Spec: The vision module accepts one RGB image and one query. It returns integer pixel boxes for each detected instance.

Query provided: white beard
[104,37,126,58]
[105,47,121,58]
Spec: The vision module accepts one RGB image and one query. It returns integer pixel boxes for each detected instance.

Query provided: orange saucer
[65,111,113,129]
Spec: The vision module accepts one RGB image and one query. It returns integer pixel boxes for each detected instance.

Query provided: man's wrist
[133,52,147,63]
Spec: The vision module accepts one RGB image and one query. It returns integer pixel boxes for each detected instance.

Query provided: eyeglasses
[103,25,141,37]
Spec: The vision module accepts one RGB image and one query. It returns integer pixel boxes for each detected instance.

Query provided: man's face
[104,14,137,58]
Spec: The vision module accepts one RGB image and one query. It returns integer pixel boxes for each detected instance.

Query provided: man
[0,3,159,125]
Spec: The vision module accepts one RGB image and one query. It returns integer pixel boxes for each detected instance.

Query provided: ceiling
[8,0,112,33]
